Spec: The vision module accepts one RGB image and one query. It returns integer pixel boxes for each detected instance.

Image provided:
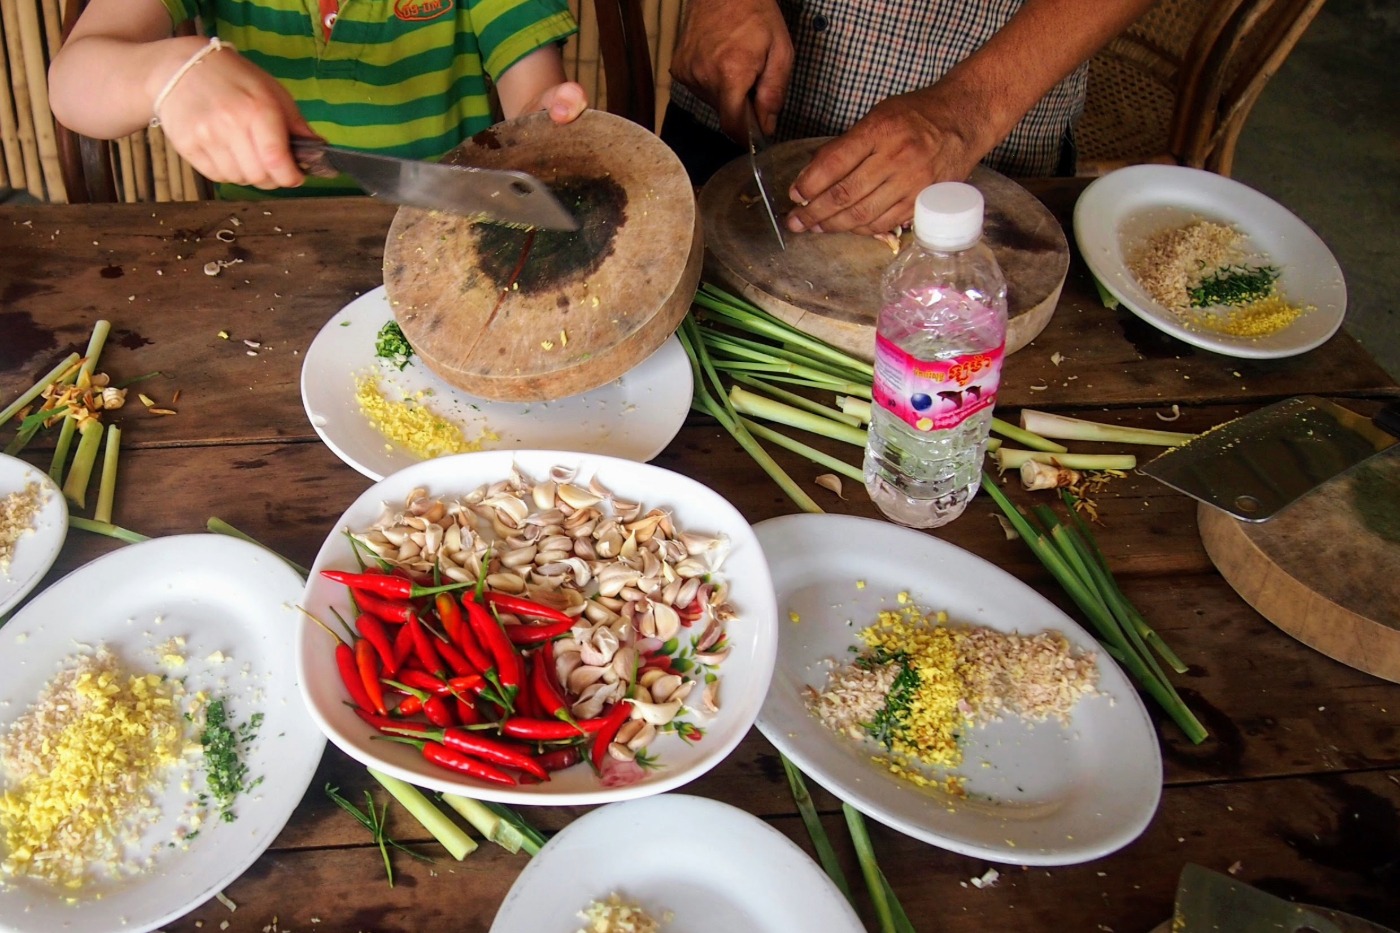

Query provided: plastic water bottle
[863,182,1008,528]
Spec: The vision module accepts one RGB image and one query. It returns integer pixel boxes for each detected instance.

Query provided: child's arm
[49,0,311,189]
[494,45,588,124]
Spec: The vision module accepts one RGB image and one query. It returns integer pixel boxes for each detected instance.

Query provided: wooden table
[3,181,1398,932]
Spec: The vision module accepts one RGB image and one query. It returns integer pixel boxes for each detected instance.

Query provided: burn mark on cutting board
[472,175,626,294]
[0,310,57,370]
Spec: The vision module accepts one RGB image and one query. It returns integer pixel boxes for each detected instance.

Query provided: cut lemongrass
[694,283,874,377]
[1019,409,1194,446]
[701,330,868,386]
[62,419,104,508]
[740,417,863,483]
[990,416,1068,453]
[207,516,310,577]
[782,757,852,904]
[995,448,1137,472]
[844,804,913,933]
[68,516,150,544]
[0,352,80,426]
[76,320,112,387]
[731,374,864,427]
[367,769,477,860]
[441,794,533,855]
[481,800,547,854]
[93,424,121,524]
[49,417,77,481]
[837,396,872,424]
[730,386,868,447]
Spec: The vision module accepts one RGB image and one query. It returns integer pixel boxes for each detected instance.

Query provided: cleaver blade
[1173,864,1346,933]
[1141,396,1399,522]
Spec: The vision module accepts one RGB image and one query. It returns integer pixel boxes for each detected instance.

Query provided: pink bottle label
[872,335,1004,431]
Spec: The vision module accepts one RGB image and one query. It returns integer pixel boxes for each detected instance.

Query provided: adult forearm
[49,35,206,138]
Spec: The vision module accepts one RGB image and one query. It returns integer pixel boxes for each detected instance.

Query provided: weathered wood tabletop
[2,179,1397,932]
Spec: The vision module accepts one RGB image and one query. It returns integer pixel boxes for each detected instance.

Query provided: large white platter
[753,514,1162,866]
[0,453,66,619]
[0,535,325,933]
[297,449,778,806]
[301,286,693,480]
[1074,164,1346,359]
[489,794,865,933]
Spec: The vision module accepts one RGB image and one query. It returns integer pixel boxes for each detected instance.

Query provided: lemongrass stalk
[731,374,864,427]
[987,437,1002,452]
[76,320,112,387]
[875,864,917,933]
[990,416,1068,453]
[740,418,864,483]
[93,424,121,524]
[843,804,897,933]
[694,286,874,378]
[367,770,476,860]
[481,801,547,854]
[698,329,869,384]
[0,352,80,426]
[715,365,872,398]
[207,516,310,577]
[62,419,104,507]
[68,516,150,543]
[730,386,868,447]
[1020,409,1194,446]
[838,396,872,424]
[680,319,824,514]
[48,417,77,481]
[995,448,1137,472]
[440,794,530,855]
[782,757,853,904]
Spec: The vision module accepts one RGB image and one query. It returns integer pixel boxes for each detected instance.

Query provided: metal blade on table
[1140,396,1399,522]
[1173,864,1345,933]
[291,139,579,231]
[744,101,786,251]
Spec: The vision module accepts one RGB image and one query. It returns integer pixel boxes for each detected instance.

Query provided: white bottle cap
[913,182,984,251]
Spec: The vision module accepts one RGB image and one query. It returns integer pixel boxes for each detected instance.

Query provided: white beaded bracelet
[150,37,234,128]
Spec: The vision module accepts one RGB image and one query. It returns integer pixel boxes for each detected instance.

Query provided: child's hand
[155,47,313,189]
[532,81,589,124]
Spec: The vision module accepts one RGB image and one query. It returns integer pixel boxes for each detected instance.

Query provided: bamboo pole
[132,128,151,200]
[14,0,66,201]
[164,126,184,201]
[575,0,600,110]
[40,0,63,58]
[179,153,198,200]
[653,0,680,124]
[0,25,25,190]
[116,134,136,201]
[1,0,45,199]
[148,124,172,201]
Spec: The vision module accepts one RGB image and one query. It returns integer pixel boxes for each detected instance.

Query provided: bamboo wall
[0,0,684,204]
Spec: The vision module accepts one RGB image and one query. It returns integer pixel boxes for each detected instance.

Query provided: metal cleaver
[1172,863,1396,933]
[744,100,786,251]
[291,138,579,231]
[1141,396,1400,522]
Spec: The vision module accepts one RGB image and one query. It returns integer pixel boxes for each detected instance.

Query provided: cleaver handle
[289,137,339,179]
[1376,400,1400,439]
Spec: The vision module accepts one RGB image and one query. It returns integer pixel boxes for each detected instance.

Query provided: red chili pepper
[455,694,482,726]
[355,588,417,624]
[465,598,522,707]
[391,669,484,698]
[355,613,397,674]
[533,746,584,773]
[408,615,446,677]
[422,694,455,728]
[591,701,633,770]
[336,642,374,713]
[392,693,424,718]
[355,639,388,715]
[354,707,431,734]
[392,620,415,669]
[499,716,604,741]
[531,641,577,724]
[435,592,468,646]
[435,638,477,679]
[411,727,549,780]
[322,569,473,600]
[515,658,544,719]
[504,616,576,645]
[484,591,573,624]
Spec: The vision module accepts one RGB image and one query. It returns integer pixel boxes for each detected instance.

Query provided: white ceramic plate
[301,287,693,480]
[297,449,778,806]
[753,514,1161,866]
[0,453,67,619]
[1073,164,1346,359]
[0,535,326,933]
[489,794,865,933]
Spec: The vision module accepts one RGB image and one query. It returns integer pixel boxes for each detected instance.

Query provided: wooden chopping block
[698,138,1069,362]
[383,110,702,403]
[1199,445,1400,684]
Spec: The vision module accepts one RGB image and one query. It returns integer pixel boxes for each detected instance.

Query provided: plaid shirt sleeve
[669,0,1085,178]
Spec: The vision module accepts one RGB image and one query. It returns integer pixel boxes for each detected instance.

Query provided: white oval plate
[753,514,1162,866]
[489,794,865,933]
[0,535,325,933]
[301,287,693,480]
[1073,164,1346,359]
[297,449,778,806]
[0,453,67,619]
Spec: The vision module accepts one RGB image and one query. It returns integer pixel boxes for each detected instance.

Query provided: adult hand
[155,44,310,190]
[669,0,792,139]
[785,88,990,236]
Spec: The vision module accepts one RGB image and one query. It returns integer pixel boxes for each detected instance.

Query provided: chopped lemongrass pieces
[995,448,1137,472]
[62,419,104,507]
[0,352,80,426]
[93,424,121,523]
[1019,409,1195,446]
[367,769,476,860]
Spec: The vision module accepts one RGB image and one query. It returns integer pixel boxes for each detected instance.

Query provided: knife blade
[291,138,578,231]
[744,101,786,251]
[1174,864,1345,932]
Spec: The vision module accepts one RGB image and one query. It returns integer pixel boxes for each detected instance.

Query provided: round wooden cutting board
[1199,445,1400,684]
[698,138,1069,362]
[383,110,702,402]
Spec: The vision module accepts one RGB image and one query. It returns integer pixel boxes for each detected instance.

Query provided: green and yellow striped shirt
[160,0,577,197]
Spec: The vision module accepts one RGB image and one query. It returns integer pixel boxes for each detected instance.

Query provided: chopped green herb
[326,783,431,886]
[857,648,918,749]
[198,699,260,823]
[1189,264,1279,308]
[375,320,415,370]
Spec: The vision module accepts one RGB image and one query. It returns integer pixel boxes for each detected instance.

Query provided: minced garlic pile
[354,373,494,460]
[577,892,669,933]
[0,481,44,575]
[0,649,192,888]
[806,602,1099,791]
